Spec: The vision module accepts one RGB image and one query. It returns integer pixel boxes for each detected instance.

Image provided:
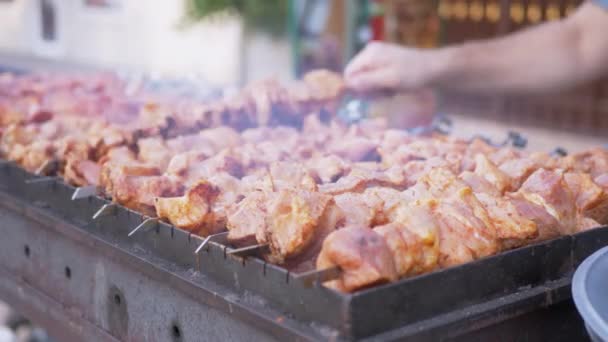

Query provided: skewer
[128,218,159,237]
[25,176,58,184]
[432,115,453,135]
[71,185,100,200]
[226,243,269,257]
[35,159,58,175]
[293,266,342,287]
[504,131,527,148]
[92,203,116,220]
[194,231,230,254]
[551,147,568,157]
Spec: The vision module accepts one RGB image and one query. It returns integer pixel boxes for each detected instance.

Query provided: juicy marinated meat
[305,155,351,184]
[596,173,608,189]
[264,189,334,264]
[155,180,224,236]
[419,168,500,264]
[64,159,101,186]
[474,154,511,193]
[564,172,608,224]
[376,200,440,276]
[319,165,410,195]
[459,171,501,197]
[137,137,172,171]
[559,148,608,177]
[508,195,561,241]
[498,158,538,190]
[226,191,267,246]
[317,226,398,292]
[474,193,538,248]
[166,150,243,186]
[333,192,384,228]
[328,137,379,162]
[114,175,182,216]
[517,169,577,235]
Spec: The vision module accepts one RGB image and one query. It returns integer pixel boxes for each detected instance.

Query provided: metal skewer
[92,203,116,220]
[71,185,100,200]
[226,243,269,257]
[293,266,342,287]
[25,176,58,184]
[503,131,528,149]
[128,218,159,237]
[194,231,229,254]
[551,147,568,157]
[35,159,58,175]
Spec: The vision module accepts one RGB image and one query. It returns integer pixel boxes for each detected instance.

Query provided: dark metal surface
[0,160,606,340]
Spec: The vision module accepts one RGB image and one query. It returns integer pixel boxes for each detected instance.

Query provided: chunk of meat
[166,150,243,186]
[474,154,512,193]
[264,190,334,265]
[596,173,608,189]
[564,172,608,224]
[559,148,608,177]
[508,195,561,241]
[475,193,538,248]
[155,181,224,236]
[498,158,538,190]
[113,175,182,216]
[319,165,410,195]
[64,159,101,186]
[305,155,351,184]
[328,137,379,162]
[267,162,318,192]
[376,200,440,276]
[317,226,398,292]
[518,169,577,235]
[226,191,267,246]
[418,168,499,265]
[459,171,501,197]
[137,137,172,171]
[333,192,384,228]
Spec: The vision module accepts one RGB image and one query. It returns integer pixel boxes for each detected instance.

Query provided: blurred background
[1,0,606,135]
[0,1,606,340]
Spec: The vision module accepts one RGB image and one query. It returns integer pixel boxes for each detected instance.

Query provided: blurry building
[0,0,292,86]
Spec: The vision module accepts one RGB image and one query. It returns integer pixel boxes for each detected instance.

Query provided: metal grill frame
[0,158,605,340]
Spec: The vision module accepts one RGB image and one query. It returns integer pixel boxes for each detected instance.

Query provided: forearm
[430,3,608,94]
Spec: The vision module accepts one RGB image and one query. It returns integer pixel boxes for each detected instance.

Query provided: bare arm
[345,2,608,95]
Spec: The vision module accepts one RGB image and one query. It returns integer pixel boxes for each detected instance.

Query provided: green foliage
[185,0,288,37]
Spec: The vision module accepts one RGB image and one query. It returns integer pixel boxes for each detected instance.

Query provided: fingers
[345,68,401,93]
[344,43,379,78]
[344,42,402,93]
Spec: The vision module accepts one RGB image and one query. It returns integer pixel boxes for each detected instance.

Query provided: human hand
[344,42,440,94]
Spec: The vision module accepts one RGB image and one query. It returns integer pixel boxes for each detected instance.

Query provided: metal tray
[0,160,605,340]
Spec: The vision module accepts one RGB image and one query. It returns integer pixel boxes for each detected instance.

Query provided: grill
[0,159,605,341]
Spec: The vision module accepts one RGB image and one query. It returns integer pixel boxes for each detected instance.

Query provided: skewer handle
[194,231,230,254]
[71,185,99,200]
[294,266,342,287]
[92,203,116,220]
[226,244,269,258]
[128,218,159,237]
